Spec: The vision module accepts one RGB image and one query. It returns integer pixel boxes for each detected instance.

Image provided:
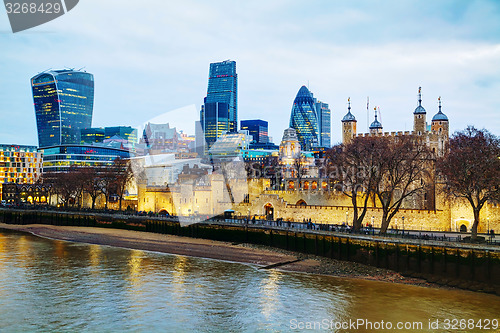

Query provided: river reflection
[0,229,498,332]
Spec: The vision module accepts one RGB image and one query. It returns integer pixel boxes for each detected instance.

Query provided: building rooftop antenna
[366,96,369,132]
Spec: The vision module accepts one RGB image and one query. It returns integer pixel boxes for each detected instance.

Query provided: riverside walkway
[2,207,498,251]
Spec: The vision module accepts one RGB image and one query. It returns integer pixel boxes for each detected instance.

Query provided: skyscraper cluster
[199,61,331,155]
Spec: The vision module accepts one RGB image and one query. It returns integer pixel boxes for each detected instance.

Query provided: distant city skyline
[1,1,499,146]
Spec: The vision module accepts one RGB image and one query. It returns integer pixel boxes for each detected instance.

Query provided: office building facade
[240,119,269,144]
[200,101,230,152]
[205,60,237,133]
[31,69,94,148]
[0,144,43,201]
[289,86,320,151]
[39,144,131,173]
[81,128,105,144]
[314,99,331,147]
[104,126,138,143]
[81,126,137,146]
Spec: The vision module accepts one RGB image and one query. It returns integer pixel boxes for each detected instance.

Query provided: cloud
[0,0,499,146]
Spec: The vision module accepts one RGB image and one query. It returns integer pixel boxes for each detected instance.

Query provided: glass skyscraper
[205,60,237,133]
[200,101,230,152]
[289,86,319,151]
[240,119,268,144]
[314,99,331,147]
[31,69,94,148]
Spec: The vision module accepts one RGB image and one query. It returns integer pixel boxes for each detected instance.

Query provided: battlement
[355,130,413,138]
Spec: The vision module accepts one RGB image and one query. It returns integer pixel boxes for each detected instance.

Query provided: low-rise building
[0,144,43,200]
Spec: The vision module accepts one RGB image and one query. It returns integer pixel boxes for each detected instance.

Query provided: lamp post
[345,211,348,226]
[487,217,490,235]
[402,216,405,236]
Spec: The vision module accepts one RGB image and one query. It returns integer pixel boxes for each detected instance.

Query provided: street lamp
[371,216,375,235]
[402,216,405,236]
[487,217,490,235]
[345,211,348,226]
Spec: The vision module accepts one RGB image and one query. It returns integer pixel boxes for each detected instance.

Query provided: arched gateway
[264,203,274,220]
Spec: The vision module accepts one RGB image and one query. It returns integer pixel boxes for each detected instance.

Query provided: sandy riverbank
[0,223,441,288]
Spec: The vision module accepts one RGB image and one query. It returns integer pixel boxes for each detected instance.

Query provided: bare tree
[293,154,308,190]
[80,167,104,210]
[327,136,386,231]
[48,167,80,208]
[437,127,500,239]
[373,135,432,234]
[112,157,134,211]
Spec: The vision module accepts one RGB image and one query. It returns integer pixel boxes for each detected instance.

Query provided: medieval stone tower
[369,107,383,135]
[429,96,450,156]
[341,98,357,145]
[413,87,427,135]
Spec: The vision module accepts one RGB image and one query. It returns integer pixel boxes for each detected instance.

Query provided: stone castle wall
[137,177,500,233]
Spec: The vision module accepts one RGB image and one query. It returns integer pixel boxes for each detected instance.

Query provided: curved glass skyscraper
[289,86,319,151]
[31,69,94,148]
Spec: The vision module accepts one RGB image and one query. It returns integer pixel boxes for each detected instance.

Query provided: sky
[0,0,499,146]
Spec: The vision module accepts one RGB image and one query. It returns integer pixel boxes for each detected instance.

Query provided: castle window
[418,115,421,119]
[439,128,442,133]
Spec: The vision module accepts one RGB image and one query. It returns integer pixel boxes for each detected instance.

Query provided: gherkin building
[289,85,319,151]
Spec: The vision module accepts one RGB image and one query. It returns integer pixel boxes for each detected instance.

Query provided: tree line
[242,127,498,239]
[43,157,134,211]
[326,126,499,239]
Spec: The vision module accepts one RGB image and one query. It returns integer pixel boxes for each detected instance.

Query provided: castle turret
[431,96,449,156]
[431,96,449,136]
[369,107,383,135]
[413,86,427,135]
[341,98,357,145]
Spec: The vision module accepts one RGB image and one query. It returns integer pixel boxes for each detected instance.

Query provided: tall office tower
[240,119,268,144]
[205,60,237,133]
[289,86,319,151]
[31,69,94,148]
[200,101,230,152]
[314,99,331,147]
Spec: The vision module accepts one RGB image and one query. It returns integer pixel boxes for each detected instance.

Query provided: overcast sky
[1,0,499,146]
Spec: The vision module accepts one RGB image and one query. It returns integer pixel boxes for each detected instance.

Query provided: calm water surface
[0,230,499,332]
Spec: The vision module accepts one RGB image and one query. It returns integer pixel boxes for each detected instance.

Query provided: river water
[0,230,498,332]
